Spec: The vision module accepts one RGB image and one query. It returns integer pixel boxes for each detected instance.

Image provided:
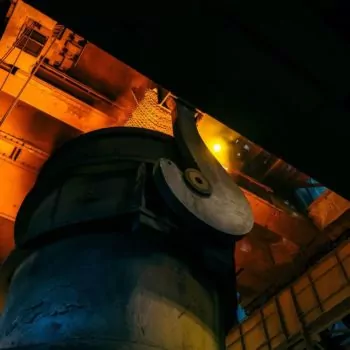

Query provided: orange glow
[198,114,242,171]
[213,143,222,153]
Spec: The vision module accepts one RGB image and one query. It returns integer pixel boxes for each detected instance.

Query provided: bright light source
[213,143,222,153]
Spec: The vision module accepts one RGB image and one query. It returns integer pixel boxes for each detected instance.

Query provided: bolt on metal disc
[183,168,212,196]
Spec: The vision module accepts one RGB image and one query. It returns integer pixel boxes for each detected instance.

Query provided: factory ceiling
[22,0,350,200]
[0,0,349,310]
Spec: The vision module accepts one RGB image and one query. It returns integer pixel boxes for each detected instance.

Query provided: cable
[0,40,17,67]
[0,22,33,66]
[0,32,59,128]
[0,23,35,92]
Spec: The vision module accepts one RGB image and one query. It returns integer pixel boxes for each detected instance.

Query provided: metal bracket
[153,102,254,237]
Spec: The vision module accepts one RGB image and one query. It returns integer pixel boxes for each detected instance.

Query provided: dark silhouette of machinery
[0,103,253,349]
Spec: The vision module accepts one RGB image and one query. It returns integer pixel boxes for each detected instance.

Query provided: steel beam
[0,68,119,132]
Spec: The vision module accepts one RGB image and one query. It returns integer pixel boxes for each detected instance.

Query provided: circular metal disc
[154,159,254,236]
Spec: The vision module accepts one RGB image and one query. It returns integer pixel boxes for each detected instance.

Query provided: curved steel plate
[154,158,253,236]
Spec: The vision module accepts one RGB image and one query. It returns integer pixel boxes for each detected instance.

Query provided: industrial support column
[0,104,253,349]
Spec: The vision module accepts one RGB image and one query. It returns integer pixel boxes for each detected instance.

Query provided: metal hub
[184,168,212,196]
